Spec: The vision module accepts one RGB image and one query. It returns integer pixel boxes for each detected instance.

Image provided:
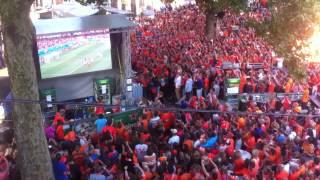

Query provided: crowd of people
[2,1,320,180]
[39,3,320,180]
[131,4,277,105]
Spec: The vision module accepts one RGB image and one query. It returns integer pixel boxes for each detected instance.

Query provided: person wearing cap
[168,129,180,145]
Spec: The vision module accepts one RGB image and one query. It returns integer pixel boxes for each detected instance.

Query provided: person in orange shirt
[284,78,293,93]
[140,114,150,130]
[316,122,320,137]
[95,96,105,115]
[145,110,153,120]
[275,165,289,180]
[55,121,65,141]
[249,150,260,179]
[239,73,247,93]
[295,124,304,137]
[301,88,310,104]
[264,145,281,165]
[233,152,245,175]
[179,172,192,180]
[302,138,315,155]
[245,134,256,152]
[53,108,65,126]
[268,80,275,93]
[289,165,306,180]
[183,138,194,152]
[203,75,210,96]
[237,117,246,129]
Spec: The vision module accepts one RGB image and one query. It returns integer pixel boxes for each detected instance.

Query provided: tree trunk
[0,1,54,180]
[205,12,217,40]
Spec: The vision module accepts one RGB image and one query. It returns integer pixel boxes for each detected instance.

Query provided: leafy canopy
[251,0,320,80]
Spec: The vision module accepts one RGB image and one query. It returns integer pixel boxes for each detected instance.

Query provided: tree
[195,0,246,39]
[250,0,320,80]
[0,0,54,179]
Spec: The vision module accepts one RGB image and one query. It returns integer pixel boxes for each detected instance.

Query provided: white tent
[53,1,99,17]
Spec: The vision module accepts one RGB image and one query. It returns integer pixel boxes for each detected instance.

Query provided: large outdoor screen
[37,29,112,79]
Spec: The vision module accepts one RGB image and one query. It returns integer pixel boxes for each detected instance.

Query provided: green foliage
[195,0,247,14]
[250,0,320,80]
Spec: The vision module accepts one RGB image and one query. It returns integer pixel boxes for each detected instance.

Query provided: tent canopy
[33,14,136,35]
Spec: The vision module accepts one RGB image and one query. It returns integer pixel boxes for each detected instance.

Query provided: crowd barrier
[239,93,303,103]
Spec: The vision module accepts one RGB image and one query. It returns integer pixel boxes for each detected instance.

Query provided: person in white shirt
[185,74,193,101]
[175,74,182,101]
[149,112,160,128]
[168,129,180,145]
[135,143,148,162]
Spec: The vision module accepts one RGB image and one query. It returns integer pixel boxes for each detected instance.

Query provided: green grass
[41,41,112,79]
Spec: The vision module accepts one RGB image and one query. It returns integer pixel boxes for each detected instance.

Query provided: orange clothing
[116,127,126,138]
[204,78,210,90]
[64,131,76,141]
[145,111,153,120]
[295,125,303,137]
[289,165,305,180]
[249,158,260,178]
[183,139,193,151]
[53,112,65,126]
[302,142,315,154]
[141,119,149,130]
[142,172,154,180]
[284,80,293,93]
[302,89,310,103]
[56,125,64,141]
[179,173,192,180]
[240,75,247,93]
[237,118,246,129]
[316,124,320,136]
[234,158,245,174]
[268,82,275,93]
[268,146,281,164]
[164,174,178,180]
[276,170,289,180]
[246,136,256,151]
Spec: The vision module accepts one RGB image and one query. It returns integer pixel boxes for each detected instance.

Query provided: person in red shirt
[203,75,210,96]
[282,96,291,110]
[102,119,116,138]
[268,79,275,93]
[55,121,65,141]
[53,109,65,126]
[275,165,289,180]
[95,96,105,116]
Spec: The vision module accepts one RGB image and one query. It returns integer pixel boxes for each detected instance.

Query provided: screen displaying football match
[37,29,112,79]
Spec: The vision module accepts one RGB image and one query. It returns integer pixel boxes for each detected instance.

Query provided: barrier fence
[1,96,320,123]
